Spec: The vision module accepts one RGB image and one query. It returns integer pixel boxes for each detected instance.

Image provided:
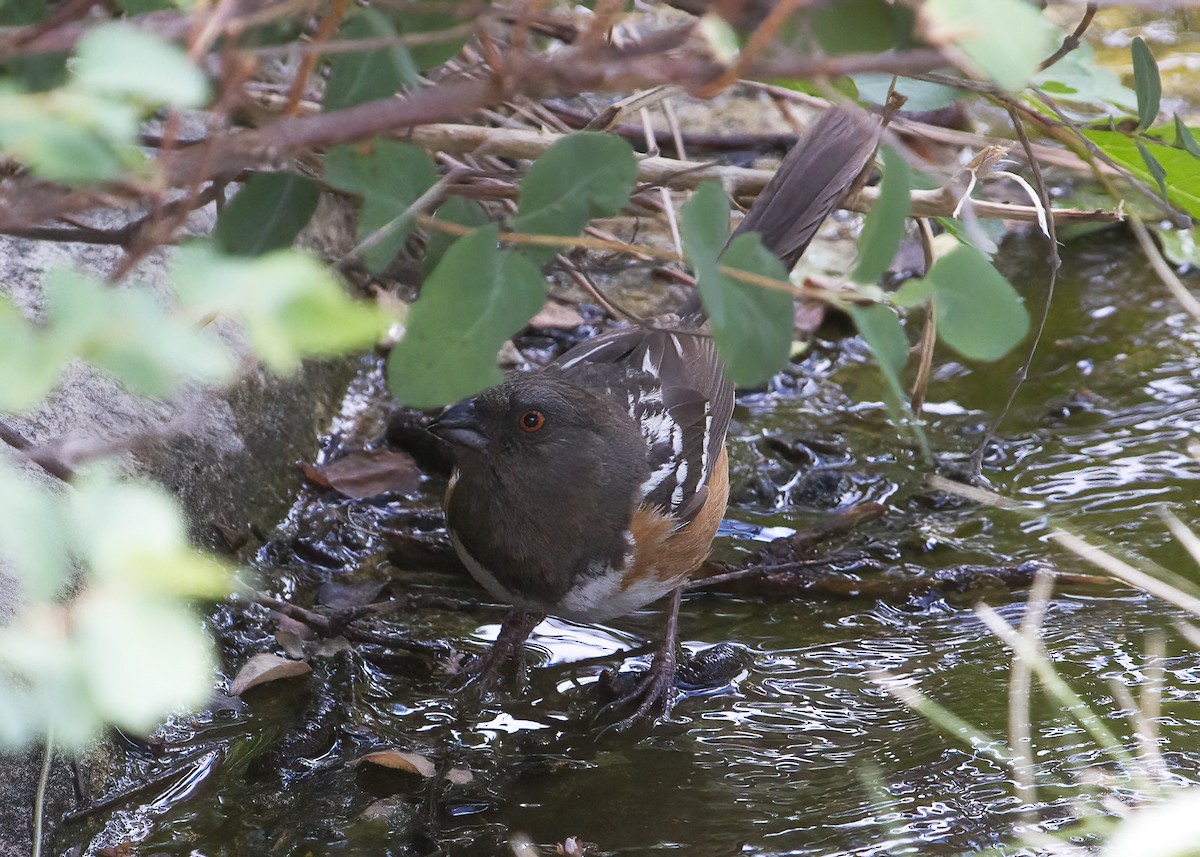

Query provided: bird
[429,106,882,729]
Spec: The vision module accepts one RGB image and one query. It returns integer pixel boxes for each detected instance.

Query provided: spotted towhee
[430,106,882,728]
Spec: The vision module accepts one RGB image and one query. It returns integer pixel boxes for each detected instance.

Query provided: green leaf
[0,460,68,601]
[388,225,546,407]
[511,132,637,261]
[73,23,209,108]
[852,74,961,112]
[1085,130,1200,218]
[172,244,389,372]
[1131,36,1161,132]
[813,0,914,54]
[926,245,1029,361]
[44,268,236,397]
[848,303,908,380]
[852,145,910,283]
[1032,43,1137,118]
[0,0,67,90]
[380,1,471,70]
[1136,140,1170,199]
[920,0,1058,92]
[324,9,413,110]
[214,172,320,256]
[0,297,66,411]
[75,588,216,733]
[423,196,489,277]
[0,620,98,750]
[71,471,235,599]
[325,140,438,273]
[0,90,132,183]
[1175,115,1200,160]
[681,182,794,386]
[1153,226,1200,268]
[892,276,935,308]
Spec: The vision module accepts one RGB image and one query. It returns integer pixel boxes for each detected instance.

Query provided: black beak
[428,399,489,450]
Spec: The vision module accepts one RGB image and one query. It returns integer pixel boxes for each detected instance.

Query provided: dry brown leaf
[445,766,473,785]
[529,301,584,330]
[357,750,436,777]
[301,448,420,498]
[229,653,311,696]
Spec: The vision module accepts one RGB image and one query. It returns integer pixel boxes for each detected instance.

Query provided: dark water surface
[65,231,1200,855]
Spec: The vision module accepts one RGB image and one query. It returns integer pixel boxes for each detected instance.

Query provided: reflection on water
[65,235,1200,853]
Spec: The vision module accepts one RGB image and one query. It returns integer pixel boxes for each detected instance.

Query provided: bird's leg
[464,609,544,695]
[599,587,684,731]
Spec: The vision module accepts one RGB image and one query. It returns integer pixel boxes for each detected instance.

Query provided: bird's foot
[595,641,679,732]
[452,610,544,698]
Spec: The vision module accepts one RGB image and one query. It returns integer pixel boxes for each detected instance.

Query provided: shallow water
[57,226,1200,856]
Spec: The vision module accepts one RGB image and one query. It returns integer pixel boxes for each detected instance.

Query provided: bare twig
[1038,3,1098,71]
[969,102,1062,478]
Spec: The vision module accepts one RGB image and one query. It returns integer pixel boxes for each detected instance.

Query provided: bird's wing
[552,323,733,525]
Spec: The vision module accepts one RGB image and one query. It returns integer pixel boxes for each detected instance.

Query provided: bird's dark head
[429,373,642,466]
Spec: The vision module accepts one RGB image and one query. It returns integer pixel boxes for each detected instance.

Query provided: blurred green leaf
[423,196,489,277]
[814,0,914,55]
[511,133,637,261]
[116,0,178,12]
[74,23,209,108]
[44,268,236,396]
[214,172,320,257]
[0,0,67,90]
[1152,226,1200,268]
[388,225,546,407]
[1033,43,1137,117]
[71,472,235,599]
[892,276,935,308]
[324,9,413,109]
[0,461,68,601]
[853,146,910,284]
[0,90,134,183]
[1131,36,1161,132]
[681,182,794,387]
[920,0,1057,92]
[926,245,1028,361]
[75,588,216,733]
[325,140,438,273]
[852,74,961,112]
[848,303,908,380]
[172,244,389,372]
[380,1,472,69]
[0,297,66,411]
[1086,130,1200,218]
[0,621,98,750]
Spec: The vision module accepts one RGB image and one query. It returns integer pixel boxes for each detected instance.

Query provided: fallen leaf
[357,750,436,777]
[445,766,473,785]
[301,448,420,498]
[229,653,311,696]
[529,301,584,330]
[274,629,307,660]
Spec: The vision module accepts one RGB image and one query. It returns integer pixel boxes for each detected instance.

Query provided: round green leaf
[214,172,320,257]
[73,23,209,108]
[928,245,1029,361]
[75,588,217,733]
[388,224,547,407]
[511,133,637,261]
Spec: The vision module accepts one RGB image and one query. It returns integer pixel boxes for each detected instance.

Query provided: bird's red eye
[518,409,545,432]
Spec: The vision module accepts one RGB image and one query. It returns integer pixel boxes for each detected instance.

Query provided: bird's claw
[596,645,679,732]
